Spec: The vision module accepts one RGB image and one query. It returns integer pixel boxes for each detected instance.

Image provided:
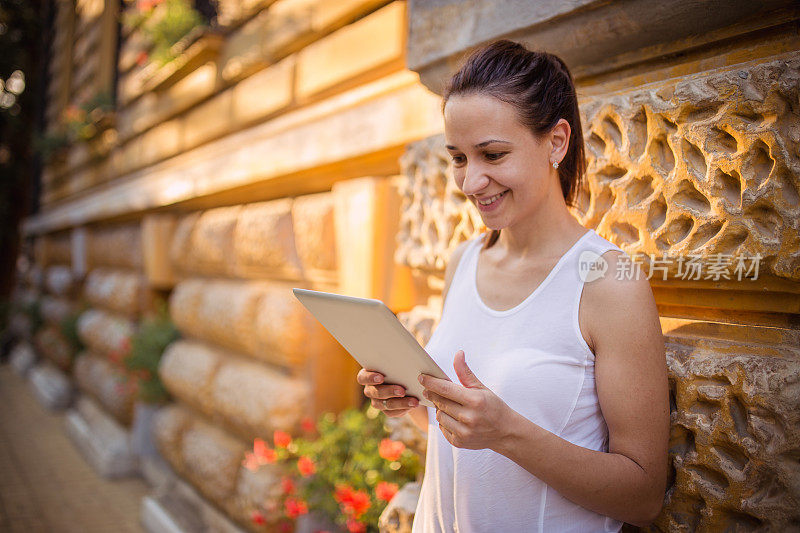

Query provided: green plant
[244,404,422,533]
[59,306,86,356]
[122,300,179,403]
[122,0,205,67]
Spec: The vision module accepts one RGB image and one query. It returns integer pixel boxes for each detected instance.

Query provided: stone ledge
[64,395,138,479]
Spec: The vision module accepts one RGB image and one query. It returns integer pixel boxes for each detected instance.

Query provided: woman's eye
[485,152,506,161]
[451,155,466,165]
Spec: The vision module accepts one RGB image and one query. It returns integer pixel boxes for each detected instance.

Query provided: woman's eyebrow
[445,139,512,150]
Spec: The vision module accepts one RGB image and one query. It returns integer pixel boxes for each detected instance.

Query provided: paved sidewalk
[0,364,149,532]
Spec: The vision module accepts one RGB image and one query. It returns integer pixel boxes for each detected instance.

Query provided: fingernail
[408,400,416,407]
[395,387,403,396]
[373,376,381,383]
[418,375,424,385]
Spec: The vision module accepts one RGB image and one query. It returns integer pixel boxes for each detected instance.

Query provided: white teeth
[478,191,506,205]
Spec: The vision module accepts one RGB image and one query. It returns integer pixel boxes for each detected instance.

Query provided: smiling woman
[358,40,669,532]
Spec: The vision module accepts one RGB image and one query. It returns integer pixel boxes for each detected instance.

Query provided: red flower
[119,337,132,354]
[280,476,296,495]
[284,497,308,518]
[274,430,292,448]
[376,481,399,502]
[250,509,266,525]
[379,438,406,461]
[297,456,315,477]
[135,51,148,66]
[346,518,367,533]
[254,438,277,463]
[301,417,315,433]
[335,484,371,519]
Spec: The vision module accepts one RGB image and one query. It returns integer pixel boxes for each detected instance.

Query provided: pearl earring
[552,160,559,169]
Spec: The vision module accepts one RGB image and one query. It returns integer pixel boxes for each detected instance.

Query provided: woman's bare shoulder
[442,234,484,302]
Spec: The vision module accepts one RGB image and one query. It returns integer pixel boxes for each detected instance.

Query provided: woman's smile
[475,190,508,212]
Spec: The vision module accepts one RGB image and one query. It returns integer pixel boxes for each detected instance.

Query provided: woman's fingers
[357,369,384,385]
[365,384,407,400]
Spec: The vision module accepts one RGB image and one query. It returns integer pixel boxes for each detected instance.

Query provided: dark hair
[442,40,586,249]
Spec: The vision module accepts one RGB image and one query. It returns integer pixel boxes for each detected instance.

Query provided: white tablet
[292,288,450,408]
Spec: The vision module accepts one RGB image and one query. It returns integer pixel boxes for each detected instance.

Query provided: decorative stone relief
[84,268,145,316]
[395,134,483,273]
[576,53,800,280]
[652,341,800,531]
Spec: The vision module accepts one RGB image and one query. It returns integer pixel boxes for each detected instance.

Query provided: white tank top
[412,228,625,533]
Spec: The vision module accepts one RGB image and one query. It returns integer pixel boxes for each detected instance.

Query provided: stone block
[73,352,135,426]
[233,199,303,280]
[231,56,294,125]
[44,265,75,297]
[39,295,74,327]
[160,339,309,442]
[168,279,263,356]
[34,324,73,371]
[181,416,246,504]
[252,283,337,369]
[170,207,240,277]
[296,1,404,98]
[84,268,145,316]
[183,90,233,149]
[76,308,135,356]
[159,340,223,417]
[142,213,179,289]
[140,119,182,167]
[65,395,138,479]
[292,192,337,278]
[9,342,38,376]
[87,223,143,270]
[153,404,193,472]
[28,362,74,411]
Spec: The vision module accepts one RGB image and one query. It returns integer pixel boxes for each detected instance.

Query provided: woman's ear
[550,118,571,163]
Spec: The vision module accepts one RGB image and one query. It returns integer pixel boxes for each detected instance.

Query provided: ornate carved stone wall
[393,53,800,531]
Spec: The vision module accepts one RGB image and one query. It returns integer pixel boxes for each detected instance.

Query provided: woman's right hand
[357,368,420,418]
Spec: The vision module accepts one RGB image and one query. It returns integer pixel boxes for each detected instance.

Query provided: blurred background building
[2,0,799,531]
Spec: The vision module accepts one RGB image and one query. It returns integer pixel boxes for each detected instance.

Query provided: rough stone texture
[576,53,800,280]
[33,324,74,371]
[170,207,241,278]
[28,362,74,411]
[159,340,309,442]
[169,279,264,358]
[379,481,421,533]
[43,265,76,297]
[396,54,800,281]
[292,192,338,279]
[84,268,145,317]
[86,223,143,270]
[76,308,135,356]
[153,404,245,516]
[253,283,337,369]
[73,352,136,426]
[39,296,74,327]
[395,134,483,272]
[233,199,303,280]
[152,402,285,533]
[35,231,72,266]
[651,340,800,532]
[65,395,138,478]
[9,342,38,376]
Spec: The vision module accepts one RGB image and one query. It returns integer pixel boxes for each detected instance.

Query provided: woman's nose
[461,165,490,196]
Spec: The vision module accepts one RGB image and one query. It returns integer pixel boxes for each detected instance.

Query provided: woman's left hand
[419,350,512,451]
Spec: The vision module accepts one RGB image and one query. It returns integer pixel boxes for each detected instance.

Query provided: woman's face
[443,93,556,230]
